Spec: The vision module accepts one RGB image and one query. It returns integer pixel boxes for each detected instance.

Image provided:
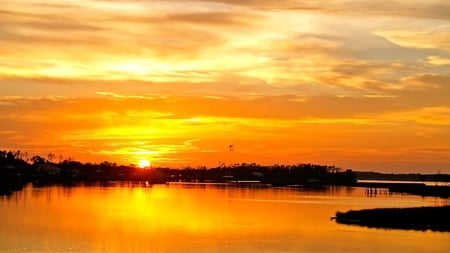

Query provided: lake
[0,183,449,253]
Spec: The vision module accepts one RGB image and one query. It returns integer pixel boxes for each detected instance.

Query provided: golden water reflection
[0,183,449,253]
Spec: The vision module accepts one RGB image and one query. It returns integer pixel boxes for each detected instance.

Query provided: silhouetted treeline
[157,163,357,186]
[0,150,357,194]
[0,151,28,194]
[356,171,450,183]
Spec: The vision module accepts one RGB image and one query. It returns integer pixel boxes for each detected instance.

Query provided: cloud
[338,1,450,20]
[1,0,447,93]
[166,0,450,20]
[427,55,450,66]
[402,73,450,87]
[374,27,450,50]
[175,11,255,26]
[378,106,450,126]
[0,92,441,128]
[1,0,450,171]
[0,94,449,170]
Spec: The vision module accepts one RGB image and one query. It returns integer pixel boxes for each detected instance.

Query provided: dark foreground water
[0,183,449,253]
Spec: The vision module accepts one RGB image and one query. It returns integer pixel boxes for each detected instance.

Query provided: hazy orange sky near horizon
[1,0,450,172]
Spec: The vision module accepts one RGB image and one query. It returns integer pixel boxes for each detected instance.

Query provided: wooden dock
[356,182,450,198]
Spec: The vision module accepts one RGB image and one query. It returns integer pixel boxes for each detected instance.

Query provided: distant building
[252,172,264,178]
[37,164,61,175]
[3,165,16,171]
[222,175,234,180]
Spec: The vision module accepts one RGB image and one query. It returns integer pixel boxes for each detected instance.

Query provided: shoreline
[334,206,450,232]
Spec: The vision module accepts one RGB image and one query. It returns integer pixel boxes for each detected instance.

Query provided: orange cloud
[0,94,448,171]
[1,0,450,172]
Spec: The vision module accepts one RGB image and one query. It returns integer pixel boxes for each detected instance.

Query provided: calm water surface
[0,183,449,253]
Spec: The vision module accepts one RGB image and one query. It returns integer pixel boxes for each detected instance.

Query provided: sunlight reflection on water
[0,183,448,253]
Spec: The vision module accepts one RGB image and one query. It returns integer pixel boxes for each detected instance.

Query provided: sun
[138,159,151,168]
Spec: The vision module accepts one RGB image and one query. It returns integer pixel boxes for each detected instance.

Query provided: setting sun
[138,159,151,168]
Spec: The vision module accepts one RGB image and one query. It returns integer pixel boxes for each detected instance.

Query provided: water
[0,183,449,253]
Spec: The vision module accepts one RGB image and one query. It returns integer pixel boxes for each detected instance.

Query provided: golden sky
[1,0,450,172]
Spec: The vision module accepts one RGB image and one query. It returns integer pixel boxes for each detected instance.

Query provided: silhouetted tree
[30,155,46,165]
[47,153,56,162]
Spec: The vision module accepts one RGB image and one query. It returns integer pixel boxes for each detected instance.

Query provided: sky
[1,0,450,172]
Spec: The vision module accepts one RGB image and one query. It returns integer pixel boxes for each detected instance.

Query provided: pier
[357,181,450,198]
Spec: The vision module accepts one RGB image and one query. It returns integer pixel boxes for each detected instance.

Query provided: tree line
[0,150,357,195]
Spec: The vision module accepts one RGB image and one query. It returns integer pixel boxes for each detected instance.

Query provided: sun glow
[139,159,151,168]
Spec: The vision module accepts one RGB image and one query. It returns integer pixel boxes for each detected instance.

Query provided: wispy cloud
[1,0,449,171]
[427,55,450,66]
[375,27,450,50]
